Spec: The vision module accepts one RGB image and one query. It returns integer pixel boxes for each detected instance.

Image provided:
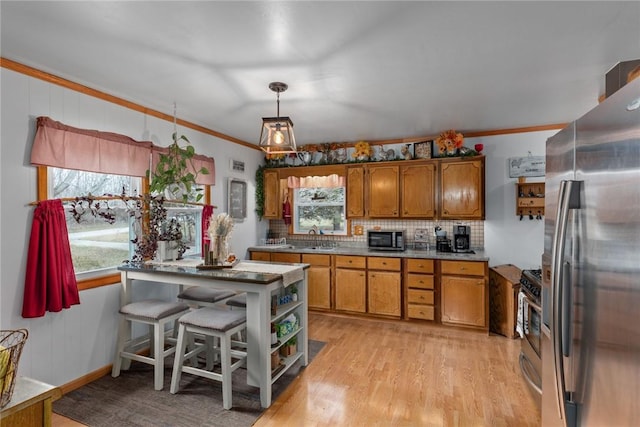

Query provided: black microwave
[367,229,406,251]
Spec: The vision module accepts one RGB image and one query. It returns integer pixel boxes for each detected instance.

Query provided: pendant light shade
[259,82,297,154]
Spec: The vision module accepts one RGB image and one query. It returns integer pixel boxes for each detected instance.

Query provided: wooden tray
[196,259,239,270]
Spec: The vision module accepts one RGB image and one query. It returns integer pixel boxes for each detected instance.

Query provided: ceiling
[2,1,639,147]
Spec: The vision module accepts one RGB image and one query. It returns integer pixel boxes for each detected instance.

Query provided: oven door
[520,292,542,401]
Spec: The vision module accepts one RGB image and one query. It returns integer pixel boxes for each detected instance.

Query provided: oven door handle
[524,295,541,313]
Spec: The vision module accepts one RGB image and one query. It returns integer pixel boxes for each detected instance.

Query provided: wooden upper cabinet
[439,157,485,219]
[263,169,281,219]
[367,164,400,217]
[346,166,365,218]
[401,163,436,218]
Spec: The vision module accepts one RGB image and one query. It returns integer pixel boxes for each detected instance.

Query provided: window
[49,168,205,279]
[49,168,140,279]
[292,187,347,235]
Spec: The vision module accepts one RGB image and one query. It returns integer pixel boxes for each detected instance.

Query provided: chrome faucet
[308,225,319,247]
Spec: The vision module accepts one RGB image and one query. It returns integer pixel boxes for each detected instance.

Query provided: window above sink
[292,187,348,236]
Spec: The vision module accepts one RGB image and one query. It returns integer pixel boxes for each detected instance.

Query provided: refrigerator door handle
[551,179,581,425]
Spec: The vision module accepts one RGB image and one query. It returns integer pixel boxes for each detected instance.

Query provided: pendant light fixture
[259,82,297,154]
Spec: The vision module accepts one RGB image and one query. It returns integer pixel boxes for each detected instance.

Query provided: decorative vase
[209,234,229,264]
[156,240,179,262]
[297,151,312,166]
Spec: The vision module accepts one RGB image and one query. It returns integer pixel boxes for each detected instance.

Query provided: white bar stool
[177,287,236,307]
[112,299,190,391]
[170,308,247,409]
[225,293,247,309]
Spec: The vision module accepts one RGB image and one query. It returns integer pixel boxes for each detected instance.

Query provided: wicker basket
[0,329,28,408]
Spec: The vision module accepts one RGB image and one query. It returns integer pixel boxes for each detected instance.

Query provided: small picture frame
[413,140,433,159]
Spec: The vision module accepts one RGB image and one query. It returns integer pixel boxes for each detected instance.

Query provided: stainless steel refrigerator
[541,77,640,426]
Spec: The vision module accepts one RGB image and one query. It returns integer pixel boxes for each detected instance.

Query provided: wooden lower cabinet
[335,256,367,313]
[367,257,401,317]
[440,260,488,330]
[489,264,522,338]
[302,253,332,310]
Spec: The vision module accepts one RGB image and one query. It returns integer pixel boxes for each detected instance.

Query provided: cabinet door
[401,163,436,218]
[307,266,331,309]
[335,268,366,313]
[302,254,332,310]
[346,166,365,218]
[440,158,484,219]
[368,271,401,317]
[368,165,400,217]
[263,169,281,219]
[441,275,487,328]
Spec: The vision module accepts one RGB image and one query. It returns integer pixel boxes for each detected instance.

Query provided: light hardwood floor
[53,312,540,426]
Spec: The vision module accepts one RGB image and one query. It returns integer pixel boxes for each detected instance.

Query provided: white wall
[468,132,553,269]
[0,67,265,386]
[0,65,559,387]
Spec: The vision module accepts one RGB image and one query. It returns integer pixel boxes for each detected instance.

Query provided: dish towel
[233,261,304,288]
[516,290,526,338]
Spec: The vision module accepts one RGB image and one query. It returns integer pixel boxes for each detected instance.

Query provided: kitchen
[1,2,639,426]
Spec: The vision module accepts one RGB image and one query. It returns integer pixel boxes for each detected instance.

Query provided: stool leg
[170,323,188,394]
[111,316,128,377]
[221,332,232,410]
[153,321,164,391]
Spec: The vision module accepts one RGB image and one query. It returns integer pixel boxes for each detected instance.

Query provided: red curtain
[22,199,80,318]
[201,205,215,256]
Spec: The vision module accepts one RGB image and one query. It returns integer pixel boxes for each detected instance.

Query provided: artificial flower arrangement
[352,141,373,159]
[435,129,464,155]
[206,212,235,264]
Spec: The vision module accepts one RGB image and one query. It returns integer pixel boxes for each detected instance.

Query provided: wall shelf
[516,180,545,219]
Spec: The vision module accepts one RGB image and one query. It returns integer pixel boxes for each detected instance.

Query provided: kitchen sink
[306,246,337,252]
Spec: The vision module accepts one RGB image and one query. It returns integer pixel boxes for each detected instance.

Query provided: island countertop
[119,259,310,285]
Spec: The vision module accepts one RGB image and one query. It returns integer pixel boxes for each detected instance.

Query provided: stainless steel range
[519,268,542,406]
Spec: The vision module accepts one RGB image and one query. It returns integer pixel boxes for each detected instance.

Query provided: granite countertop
[248,244,489,262]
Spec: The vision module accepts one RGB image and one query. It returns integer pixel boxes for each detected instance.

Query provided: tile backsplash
[268,219,484,249]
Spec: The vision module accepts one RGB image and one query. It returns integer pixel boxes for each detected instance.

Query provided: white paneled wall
[0,67,265,386]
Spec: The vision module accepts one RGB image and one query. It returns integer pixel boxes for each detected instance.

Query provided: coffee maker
[453,225,471,251]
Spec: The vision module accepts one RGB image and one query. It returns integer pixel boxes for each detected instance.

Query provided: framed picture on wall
[413,140,433,159]
[227,178,247,221]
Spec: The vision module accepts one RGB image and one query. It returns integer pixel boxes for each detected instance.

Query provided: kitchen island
[117,260,309,408]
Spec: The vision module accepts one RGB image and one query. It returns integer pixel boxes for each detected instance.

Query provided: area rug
[54,340,325,427]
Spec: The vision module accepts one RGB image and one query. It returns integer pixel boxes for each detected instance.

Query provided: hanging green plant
[255,165,265,220]
[148,132,209,203]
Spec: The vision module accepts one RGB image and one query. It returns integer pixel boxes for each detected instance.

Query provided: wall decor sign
[413,140,433,159]
[227,178,247,220]
[509,156,545,178]
[230,159,245,173]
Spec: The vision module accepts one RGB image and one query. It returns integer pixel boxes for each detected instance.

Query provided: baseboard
[59,365,113,395]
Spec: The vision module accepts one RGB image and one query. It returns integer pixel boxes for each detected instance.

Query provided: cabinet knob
[419,280,424,284]
[382,262,387,265]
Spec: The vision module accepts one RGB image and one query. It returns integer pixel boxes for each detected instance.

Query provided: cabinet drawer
[406,273,434,289]
[408,289,434,305]
[250,251,271,262]
[367,257,401,271]
[441,260,485,276]
[405,259,434,274]
[335,255,366,269]
[271,252,301,264]
[302,253,331,266]
[407,304,435,320]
